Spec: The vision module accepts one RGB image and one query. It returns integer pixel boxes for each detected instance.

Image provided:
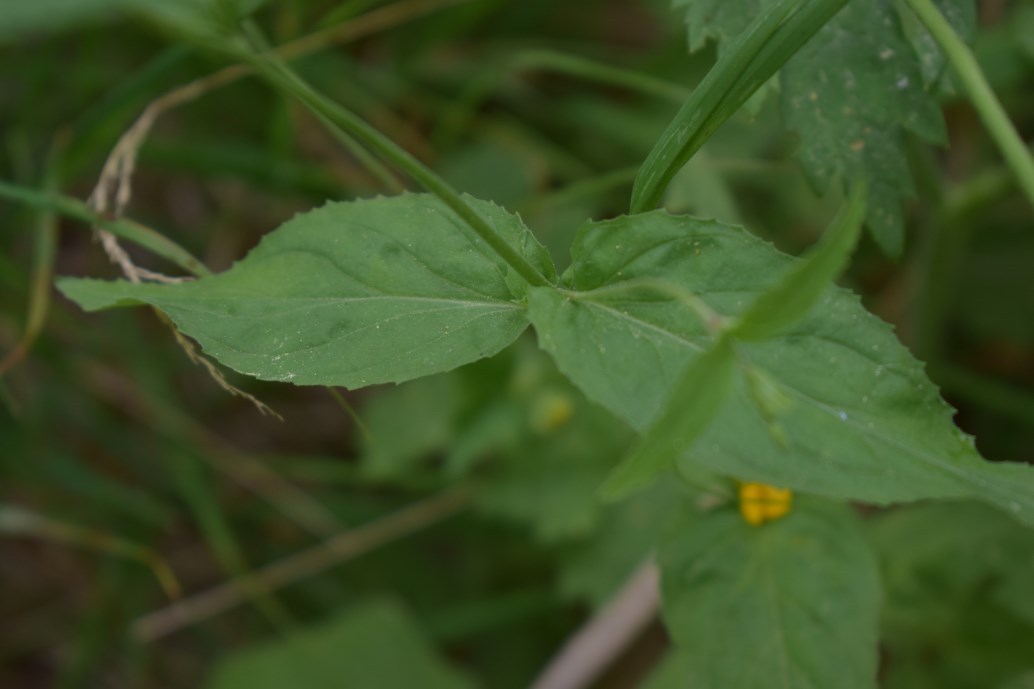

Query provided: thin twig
[132,487,473,643]
[529,560,661,689]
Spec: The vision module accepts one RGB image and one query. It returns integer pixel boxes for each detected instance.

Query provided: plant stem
[0,180,210,278]
[529,559,660,689]
[132,487,473,642]
[902,0,1034,212]
[0,151,59,377]
[236,26,554,289]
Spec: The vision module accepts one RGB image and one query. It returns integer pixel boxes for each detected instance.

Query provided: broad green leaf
[676,0,973,93]
[207,598,474,689]
[658,499,880,689]
[729,180,865,340]
[58,194,554,389]
[527,211,1034,526]
[782,0,946,255]
[601,338,736,499]
[675,0,972,255]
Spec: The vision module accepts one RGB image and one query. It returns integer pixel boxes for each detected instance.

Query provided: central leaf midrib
[147,294,521,320]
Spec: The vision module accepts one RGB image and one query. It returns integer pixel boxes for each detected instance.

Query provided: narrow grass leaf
[630,0,850,213]
[600,337,736,499]
[729,180,866,341]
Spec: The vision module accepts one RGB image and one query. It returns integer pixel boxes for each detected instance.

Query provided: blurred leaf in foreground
[207,598,474,689]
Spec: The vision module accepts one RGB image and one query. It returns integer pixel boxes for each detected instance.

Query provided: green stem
[902,0,1034,212]
[310,109,406,193]
[0,154,59,377]
[327,387,373,445]
[0,180,210,278]
[236,27,553,289]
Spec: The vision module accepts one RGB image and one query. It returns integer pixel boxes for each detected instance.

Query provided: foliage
[2,0,1033,687]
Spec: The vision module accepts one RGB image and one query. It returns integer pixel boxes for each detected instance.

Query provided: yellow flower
[738,482,793,526]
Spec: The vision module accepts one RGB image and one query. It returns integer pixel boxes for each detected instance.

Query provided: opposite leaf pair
[57,191,1034,527]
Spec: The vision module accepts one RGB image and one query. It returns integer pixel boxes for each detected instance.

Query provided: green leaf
[783,0,947,255]
[527,211,1034,525]
[601,338,737,499]
[207,598,474,689]
[671,0,781,115]
[675,0,970,255]
[631,0,850,213]
[897,0,976,93]
[729,181,865,340]
[658,499,880,689]
[58,194,553,390]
